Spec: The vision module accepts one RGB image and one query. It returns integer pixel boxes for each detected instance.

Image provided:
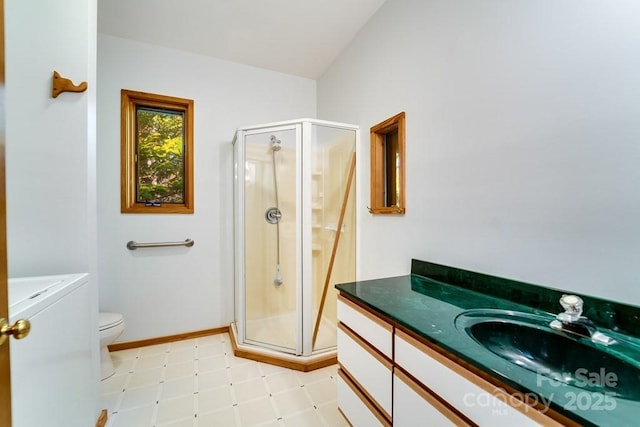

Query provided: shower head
[270,135,282,151]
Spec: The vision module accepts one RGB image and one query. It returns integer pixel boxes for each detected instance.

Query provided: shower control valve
[265,207,282,224]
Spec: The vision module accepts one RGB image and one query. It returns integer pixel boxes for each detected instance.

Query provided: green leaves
[136,108,185,203]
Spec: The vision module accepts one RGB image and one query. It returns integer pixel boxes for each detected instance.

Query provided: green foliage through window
[136,107,185,203]
[121,89,194,214]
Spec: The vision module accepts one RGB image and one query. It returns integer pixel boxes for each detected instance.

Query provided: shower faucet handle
[265,207,282,224]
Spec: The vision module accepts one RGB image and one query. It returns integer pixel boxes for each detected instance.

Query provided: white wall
[318,0,640,306]
[6,0,101,420]
[97,35,316,342]
[6,1,94,277]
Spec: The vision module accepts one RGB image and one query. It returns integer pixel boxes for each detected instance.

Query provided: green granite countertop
[336,271,640,427]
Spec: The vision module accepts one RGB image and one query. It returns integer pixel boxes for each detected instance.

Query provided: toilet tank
[9,273,96,427]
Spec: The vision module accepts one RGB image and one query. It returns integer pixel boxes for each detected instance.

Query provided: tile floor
[101,333,348,427]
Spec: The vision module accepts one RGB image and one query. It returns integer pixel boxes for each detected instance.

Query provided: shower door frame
[234,123,305,355]
[234,118,359,357]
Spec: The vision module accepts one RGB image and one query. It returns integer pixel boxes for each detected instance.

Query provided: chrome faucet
[550,295,616,345]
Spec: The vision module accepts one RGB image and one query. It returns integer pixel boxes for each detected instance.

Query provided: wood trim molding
[338,322,392,370]
[95,409,107,427]
[108,326,228,352]
[394,368,472,426]
[0,3,10,424]
[228,323,336,372]
[369,111,406,215]
[338,367,392,427]
[337,407,353,427]
[338,294,393,332]
[120,89,194,214]
[395,328,576,427]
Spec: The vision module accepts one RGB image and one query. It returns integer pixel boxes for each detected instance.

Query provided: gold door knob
[0,317,31,346]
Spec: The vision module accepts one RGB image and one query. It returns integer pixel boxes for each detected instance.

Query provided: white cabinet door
[11,280,94,427]
[337,295,392,358]
[394,370,470,427]
[338,368,390,427]
[337,323,392,418]
[337,295,393,424]
[395,330,557,427]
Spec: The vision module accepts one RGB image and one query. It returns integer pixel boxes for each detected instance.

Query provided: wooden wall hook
[51,70,87,98]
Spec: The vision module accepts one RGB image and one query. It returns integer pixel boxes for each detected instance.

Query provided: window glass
[136,107,185,204]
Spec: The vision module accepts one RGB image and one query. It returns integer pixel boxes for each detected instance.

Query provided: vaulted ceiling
[98,0,387,79]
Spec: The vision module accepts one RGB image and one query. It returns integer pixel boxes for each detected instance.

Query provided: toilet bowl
[99,312,125,380]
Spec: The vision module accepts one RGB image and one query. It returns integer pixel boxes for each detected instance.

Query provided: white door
[1,3,13,424]
[5,0,93,276]
[2,0,97,424]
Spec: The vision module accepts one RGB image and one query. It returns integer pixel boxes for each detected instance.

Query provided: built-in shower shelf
[325,223,346,233]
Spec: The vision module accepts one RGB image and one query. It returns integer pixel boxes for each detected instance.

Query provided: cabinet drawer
[337,295,393,358]
[337,322,393,419]
[395,330,561,427]
[394,369,471,427]
[337,368,391,427]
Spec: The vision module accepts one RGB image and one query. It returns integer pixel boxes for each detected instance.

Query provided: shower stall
[232,119,358,370]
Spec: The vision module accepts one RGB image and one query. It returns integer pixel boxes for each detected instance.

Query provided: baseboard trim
[108,326,229,352]
[95,409,107,427]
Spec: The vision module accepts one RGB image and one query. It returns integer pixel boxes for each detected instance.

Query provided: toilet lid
[99,312,124,331]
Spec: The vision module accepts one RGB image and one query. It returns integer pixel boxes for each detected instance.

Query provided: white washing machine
[9,273,97,427]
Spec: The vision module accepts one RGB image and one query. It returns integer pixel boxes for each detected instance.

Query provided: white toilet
[99,312,125,380]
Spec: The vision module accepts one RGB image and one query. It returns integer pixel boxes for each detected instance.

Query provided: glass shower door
[242,126,300,353]
[308,124,356,353]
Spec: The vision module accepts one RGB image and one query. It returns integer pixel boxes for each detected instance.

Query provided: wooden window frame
[121,89,194,214]
[369,112,406,215]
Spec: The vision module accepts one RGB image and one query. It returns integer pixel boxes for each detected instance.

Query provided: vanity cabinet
[336,295,392,426]
[337,368,390,427]
[337,294,566,427]
[393,369,469,426]
[395,330,562,426]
